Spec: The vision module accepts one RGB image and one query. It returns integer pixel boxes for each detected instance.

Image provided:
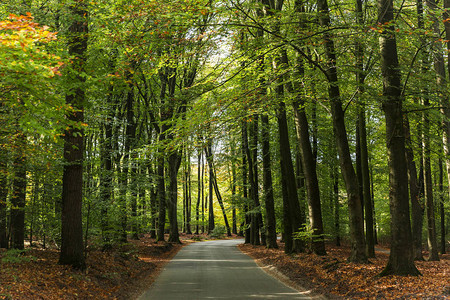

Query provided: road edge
[238,244,329,300]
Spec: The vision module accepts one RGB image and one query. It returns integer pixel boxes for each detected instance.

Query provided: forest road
[138,239,316,300]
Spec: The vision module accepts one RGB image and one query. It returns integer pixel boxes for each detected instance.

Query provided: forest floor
[239,241,450,299]
[1,235,448,299]
[0,233,199,299]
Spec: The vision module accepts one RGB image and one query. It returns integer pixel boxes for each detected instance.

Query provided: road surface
[138,239,315,299]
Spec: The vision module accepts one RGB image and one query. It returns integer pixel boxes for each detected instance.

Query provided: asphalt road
[138,239,314,299]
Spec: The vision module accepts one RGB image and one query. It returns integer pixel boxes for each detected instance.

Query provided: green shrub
[209,225,226,239]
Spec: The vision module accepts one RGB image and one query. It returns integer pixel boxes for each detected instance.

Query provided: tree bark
[261,114,278,248]
[443,0,450,210]
[11,133,26,250]
[167,151,181,243]
[59,0,88,269]
[422,98,439,261]
[333,161,341,246]
[378,0,420,275]
[425,0,444,261]
[241,123,251,243]
[276,99,305,253]
[404,117,425,260]
[291,48,326,255]
[243,117,261,245]
[206,138,215,233]
[196,152,201,234]
[231,146,238,235]
[0,146,7,248]
[355,0,375,257]
[156,136,166,242]
[316,0,367,263]
[439,158,446,254]
[205,146,232,236]
[99,113,113,248]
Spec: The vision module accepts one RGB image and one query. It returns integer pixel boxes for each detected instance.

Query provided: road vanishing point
[138,239,318,299]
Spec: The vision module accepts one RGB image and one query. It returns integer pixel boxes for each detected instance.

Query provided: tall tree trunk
[167,151,181,243]
[371,165,378,244]
[207,139,215,233]
[404,117,425,260]
[156,136,166,242]
[0,145,7,249]
[241,123,251,243]
[196,152,201,234]
[443,0,450,208]
[126,85,138,240]
[59,0,88,269]
[201,150,205,234]
[243,118,261,245]
[99,106,114,248]
[186,152,192,234]
[355,0,375,257]
[149,164,158,239]
[425,0,444,261]
[317,0,367,263]
[130,161,139,240]
[378,0,420,275]
[276,99,305,253]
[422,98,439,261]
[359,109,375,258]
[231,146,238,235]
[292,49,326,255]
[333,161,341,246]
[261,114,278,248]
[11,133,26,250]
[439,158,446,254]
[206,152,231,237]
[356,122,364,221]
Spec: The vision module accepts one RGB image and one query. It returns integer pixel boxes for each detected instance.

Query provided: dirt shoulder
[238,242,449,299]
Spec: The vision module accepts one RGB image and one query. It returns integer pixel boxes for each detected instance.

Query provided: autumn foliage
[0,13,62,82]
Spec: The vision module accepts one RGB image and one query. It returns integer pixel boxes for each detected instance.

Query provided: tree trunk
[201,150,205,234]
[277,100,305,253]
[443,0,450,210]
[186,153,192,234]
[127,85,139,240]
[196,152,201,234]
[354,0,375,256]
[404,117,425,260]
[100,106,114,248]
[231,146,238,235]
[317,0,367,263]
[204,145,231,236]
[243,118,261,245]
[333,162,341,246]
[378,0,420,275]
[0,147,7,249]
[439,158,446,254]
[261,114,278,248]
[359,108,375,258]
[422,98,439,261]
[241,124,251,243]
[167,151,181,243]
[156,140,166,242]
[150,176,158,239]
[425,0,444,261]
[59,1,87,269]
[11,133,26,250]
[292,50,326,255]
[207,139,215,233]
